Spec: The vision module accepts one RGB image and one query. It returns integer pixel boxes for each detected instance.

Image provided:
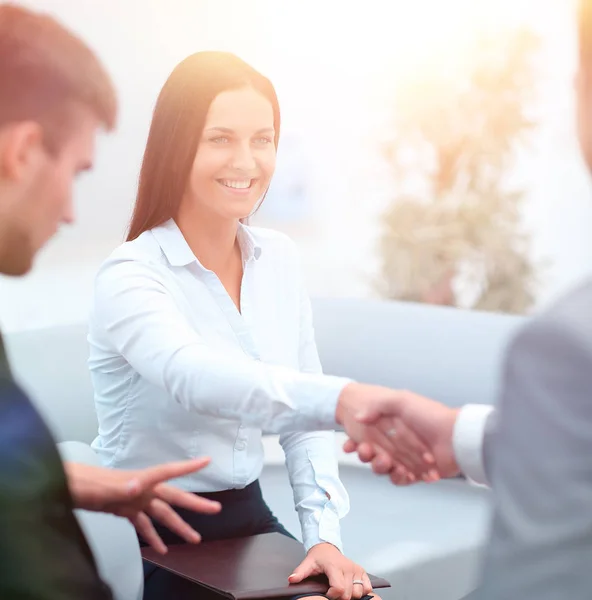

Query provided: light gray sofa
[4,298,525,600]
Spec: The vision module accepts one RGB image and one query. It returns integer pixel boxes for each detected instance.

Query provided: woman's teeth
[221,180,251,189]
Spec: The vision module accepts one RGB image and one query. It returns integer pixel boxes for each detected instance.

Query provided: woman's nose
[229,142,257,171]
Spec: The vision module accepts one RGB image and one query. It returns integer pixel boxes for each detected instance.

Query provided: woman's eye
[255,137,273,145]
[211,137,230,144]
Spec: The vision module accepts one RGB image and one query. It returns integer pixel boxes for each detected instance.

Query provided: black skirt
[141,480,372,600]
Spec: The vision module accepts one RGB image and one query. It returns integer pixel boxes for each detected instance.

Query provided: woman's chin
[223,200,261,221]
[215,207,257,223]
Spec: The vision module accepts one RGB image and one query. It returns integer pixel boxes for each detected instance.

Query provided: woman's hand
[288,542,373,600]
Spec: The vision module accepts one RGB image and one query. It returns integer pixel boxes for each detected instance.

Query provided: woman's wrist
[308,541,342,555]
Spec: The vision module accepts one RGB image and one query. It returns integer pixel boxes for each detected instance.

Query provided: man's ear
[0,121,45,182]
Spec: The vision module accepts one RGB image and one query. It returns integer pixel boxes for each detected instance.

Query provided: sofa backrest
[3,299,526,443]
[311,298,525,407]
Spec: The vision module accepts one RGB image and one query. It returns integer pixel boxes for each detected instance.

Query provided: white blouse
[88,218,351,551]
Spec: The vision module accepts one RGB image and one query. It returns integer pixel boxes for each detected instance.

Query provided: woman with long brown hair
[87,51,424,600]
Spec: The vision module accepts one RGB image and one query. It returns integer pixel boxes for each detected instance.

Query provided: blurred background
[2,0,591,332]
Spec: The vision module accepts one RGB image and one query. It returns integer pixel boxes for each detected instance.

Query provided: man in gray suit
[345,1,592,598]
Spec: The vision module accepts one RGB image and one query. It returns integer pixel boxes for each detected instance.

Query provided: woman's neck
[176,204,240,273]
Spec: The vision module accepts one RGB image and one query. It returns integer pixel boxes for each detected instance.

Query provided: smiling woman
[87,50,394,600]
[126,52,280,242]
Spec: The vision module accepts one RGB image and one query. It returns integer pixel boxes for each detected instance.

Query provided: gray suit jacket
[465,279,592,599]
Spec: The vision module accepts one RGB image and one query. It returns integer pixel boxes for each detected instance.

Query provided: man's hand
[64,457,221,554]
[342,390,461,483]
[335,383,440,484]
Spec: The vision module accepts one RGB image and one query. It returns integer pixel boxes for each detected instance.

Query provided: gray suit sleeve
[475,311,592,600]
[481,409,497,483]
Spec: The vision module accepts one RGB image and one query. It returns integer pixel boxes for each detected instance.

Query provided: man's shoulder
[0,380,53,444]
[0,380,65,495]
[532,278,592,344]
[0,380,112,599]
[511,278,592,363]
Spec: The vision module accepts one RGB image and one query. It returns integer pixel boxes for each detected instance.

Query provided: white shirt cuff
[301,504,344,553]
[452,404,495,486]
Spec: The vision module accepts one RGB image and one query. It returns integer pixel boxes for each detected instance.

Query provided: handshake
[334,383,461,484]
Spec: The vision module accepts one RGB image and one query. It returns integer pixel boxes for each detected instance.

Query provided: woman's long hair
[127,51,280,241]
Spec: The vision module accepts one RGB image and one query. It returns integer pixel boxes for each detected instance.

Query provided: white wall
[1,0,591,332]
